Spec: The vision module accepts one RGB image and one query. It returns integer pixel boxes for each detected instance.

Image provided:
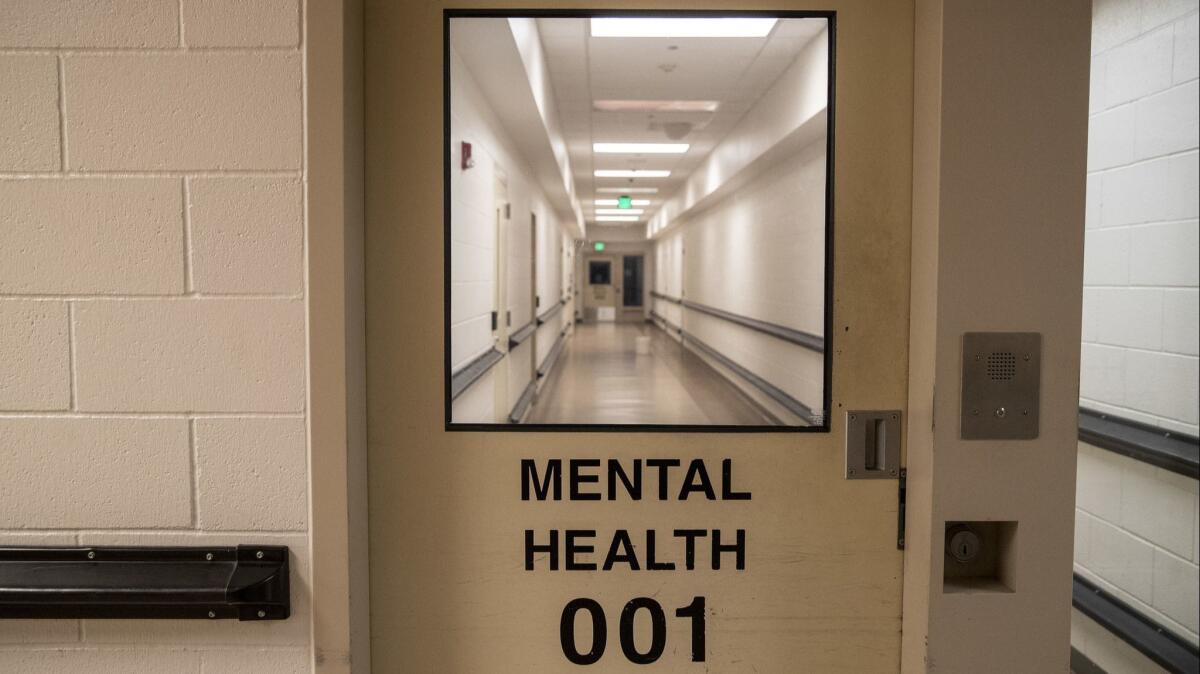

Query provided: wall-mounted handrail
[1079,408,1199,479]
[683,300,824,353]
[509,380,536,423]
[537,298,565,325]
[681,330,819,425]
[537,328,568,378]
[650,291,824,353]
[508,321,536,349]
[650,311,681,334]
[1073,573,1199,674]
[450,347,503,400]
[649,290,682,305]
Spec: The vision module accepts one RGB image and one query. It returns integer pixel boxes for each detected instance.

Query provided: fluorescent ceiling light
[596,215,640,222]
[594,170,671,178]
[590,17,778,38]
[594,142,689,154]
[595,208,645,215]
[597,187,658,194]
[594,100,719,112]
[594,199,651,206]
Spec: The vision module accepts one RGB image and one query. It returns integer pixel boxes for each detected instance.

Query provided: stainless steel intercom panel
[960,332,1041,440]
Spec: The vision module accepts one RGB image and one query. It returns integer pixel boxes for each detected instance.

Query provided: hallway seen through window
[446,13,833,429]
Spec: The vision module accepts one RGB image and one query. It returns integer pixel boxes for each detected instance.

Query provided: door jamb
[306,0,370,671]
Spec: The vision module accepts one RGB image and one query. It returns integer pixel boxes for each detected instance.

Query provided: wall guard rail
[1079,408,1200,479]
[509,380,537,423]
[537,328,568,379]
[450,347,503,400]
[0,546,290,620]
[680,330,820,425]
[650,311,681,334]
[650,292,824,353]
[1072,573,1200,674]
[508,321,536,349]
[537,298,566,325]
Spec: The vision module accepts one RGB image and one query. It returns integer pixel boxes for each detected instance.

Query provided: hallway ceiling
[537,17,825,229]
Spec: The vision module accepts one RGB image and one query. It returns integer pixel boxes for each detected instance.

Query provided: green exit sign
[617,195,632,209]
[594,242,606,252]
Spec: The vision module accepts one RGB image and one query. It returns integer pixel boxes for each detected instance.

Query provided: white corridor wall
[449,43,576,423]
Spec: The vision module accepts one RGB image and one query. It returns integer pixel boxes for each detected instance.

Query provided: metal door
[364,2,915,671]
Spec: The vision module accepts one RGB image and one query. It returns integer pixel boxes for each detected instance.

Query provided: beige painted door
[364,1,915,671]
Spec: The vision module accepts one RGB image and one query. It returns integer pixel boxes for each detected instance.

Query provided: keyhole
[947,527,981,563]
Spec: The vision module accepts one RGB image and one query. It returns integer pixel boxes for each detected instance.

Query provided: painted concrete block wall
[652,229,684,329]
[449,45,576,422]
[1075,443,1200,644]
[1072,607,1172,673]
[0,0,310,670]
[533,210,565,371]
[1082,0,1199,436]
[449,47,502,373]
[650,138,826,419]
[1072,1,1200,665]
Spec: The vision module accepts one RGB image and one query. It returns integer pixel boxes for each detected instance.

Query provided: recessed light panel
[595,215,640,222]
[594,142,689,154]
[593,100,719,113]
[597,187,658,194]
[595,208,645,215]
[590,17,778,38]
[594,170,671,178]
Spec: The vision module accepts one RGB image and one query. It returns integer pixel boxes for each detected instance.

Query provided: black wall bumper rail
[649,291,824,353]
[1079,408,1199,479]
[1073,573,1199,674]
[450,347,503,400]
[0,545,290,620]
[681,330,819,425]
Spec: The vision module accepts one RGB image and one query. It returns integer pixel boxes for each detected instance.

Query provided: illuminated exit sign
[618,195,632,209]
[594,242,606,252]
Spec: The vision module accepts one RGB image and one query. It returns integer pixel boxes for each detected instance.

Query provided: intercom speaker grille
[986,352,1017,381]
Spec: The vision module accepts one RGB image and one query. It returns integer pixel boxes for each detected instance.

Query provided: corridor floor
[525,322,776,425]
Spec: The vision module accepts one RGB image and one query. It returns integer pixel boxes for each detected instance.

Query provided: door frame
[306,0,369,671]
[307,1,1090,672]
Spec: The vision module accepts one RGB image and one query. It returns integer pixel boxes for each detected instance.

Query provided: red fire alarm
[461,141,475,170]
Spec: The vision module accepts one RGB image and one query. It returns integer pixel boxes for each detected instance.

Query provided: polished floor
[525,322,775,425]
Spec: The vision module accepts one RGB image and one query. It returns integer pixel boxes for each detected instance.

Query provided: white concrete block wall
[0,0,311,669]
[449,45,577,422]
[1074,2,1200,664]
[1075,443,1200,643]
[1082,0,1199,436]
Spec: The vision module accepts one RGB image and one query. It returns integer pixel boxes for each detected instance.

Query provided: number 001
[559,596,705,665]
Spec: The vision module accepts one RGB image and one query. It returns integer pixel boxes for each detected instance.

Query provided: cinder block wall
[1073,0,1200,667]
[0,1,311,671]
[1082,0,1199,436]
